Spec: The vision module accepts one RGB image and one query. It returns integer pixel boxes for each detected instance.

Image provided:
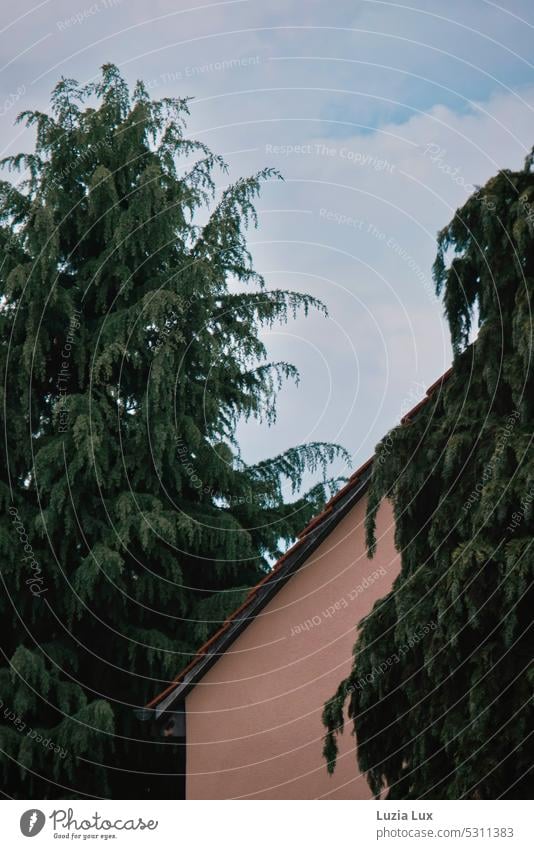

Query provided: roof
[139,368,452,721]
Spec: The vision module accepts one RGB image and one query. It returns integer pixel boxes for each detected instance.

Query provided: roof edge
[145,468,372,718]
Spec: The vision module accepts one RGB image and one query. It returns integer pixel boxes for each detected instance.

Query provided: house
[138,372,450,799]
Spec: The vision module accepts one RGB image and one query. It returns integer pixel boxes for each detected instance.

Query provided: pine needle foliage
[0,64,348,798]
[322,157,534,799]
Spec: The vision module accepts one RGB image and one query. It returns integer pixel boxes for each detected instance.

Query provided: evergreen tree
[323,156,534,799]
[0,64,348,799]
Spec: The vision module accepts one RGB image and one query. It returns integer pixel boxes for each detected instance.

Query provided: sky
[2,0,534,488]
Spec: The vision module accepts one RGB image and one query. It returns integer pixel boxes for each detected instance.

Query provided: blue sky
[2,0,534,487]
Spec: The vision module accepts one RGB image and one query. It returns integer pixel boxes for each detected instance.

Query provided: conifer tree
[0,64,347,798]
[323,155,534,799]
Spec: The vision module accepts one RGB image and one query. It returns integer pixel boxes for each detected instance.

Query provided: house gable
[185,494,398,799]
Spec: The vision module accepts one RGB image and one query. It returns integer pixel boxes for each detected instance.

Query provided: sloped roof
[140,368,452,720]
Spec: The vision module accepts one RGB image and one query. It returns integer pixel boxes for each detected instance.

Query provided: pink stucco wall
[186,495,399,799]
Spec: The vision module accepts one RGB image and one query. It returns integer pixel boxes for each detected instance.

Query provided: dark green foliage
[323,157,534,799]
[0,65,348,798]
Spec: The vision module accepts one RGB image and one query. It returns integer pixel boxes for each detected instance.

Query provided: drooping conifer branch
[323,156,534,800]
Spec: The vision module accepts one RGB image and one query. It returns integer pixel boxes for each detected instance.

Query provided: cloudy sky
[2,0,534,484]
